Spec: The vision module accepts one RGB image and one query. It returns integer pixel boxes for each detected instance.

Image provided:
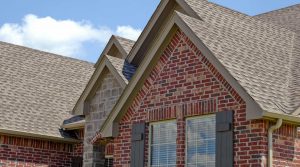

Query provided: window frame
[185,114,216,167]
[148,119,177,167]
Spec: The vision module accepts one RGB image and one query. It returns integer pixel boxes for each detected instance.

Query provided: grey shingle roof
[0,42,94,138]
[106,55,136,84]
[178,0,300,115]
[114,36,136,54]
[255,4,300,34]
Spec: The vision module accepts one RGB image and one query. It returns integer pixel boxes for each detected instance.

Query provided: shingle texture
[114,36,136,54]
[106,55,136,83]
[0,42,94,138]
[255,4,300,34]
[179,0,300,115]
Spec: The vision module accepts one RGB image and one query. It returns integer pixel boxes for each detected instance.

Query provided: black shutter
[130,122,145,167]
[216,110,233,167]
[71,157,83,167]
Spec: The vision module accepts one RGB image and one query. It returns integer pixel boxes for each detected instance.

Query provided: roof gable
[72,55,136,115]
[126,0,200,65]
[95,35,135,67]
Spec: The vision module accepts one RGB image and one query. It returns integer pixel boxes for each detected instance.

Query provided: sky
[0,0,299,63]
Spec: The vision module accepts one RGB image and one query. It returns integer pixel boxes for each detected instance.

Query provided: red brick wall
[112,29,300,167]
[73,142,84,158]
[73,129,84,158]
[0,134,82,167]
[272,124,300,167]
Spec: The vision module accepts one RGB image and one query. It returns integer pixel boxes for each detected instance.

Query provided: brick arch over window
[113,29,269,167]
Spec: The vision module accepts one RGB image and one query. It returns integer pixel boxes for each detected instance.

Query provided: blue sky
[0,0,299,63]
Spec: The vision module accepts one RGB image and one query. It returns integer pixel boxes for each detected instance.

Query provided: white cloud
[116,26,142,41]
[0,14,141,58]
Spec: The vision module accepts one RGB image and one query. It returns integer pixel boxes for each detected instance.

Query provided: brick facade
[0,134,75,167]
[112,29,300,167]
[273,124,300,167]
[84,69,124,167]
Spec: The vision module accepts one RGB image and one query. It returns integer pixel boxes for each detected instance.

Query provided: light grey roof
[178,0,300,115]
[255,4,300,34]
[106,55,136,84]
[114,36,136,54]
[0,42,94,139]
[255,5,300,114]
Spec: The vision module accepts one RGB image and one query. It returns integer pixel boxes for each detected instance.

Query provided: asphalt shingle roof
[179,0,300,115]
[106,55,136,84]
[0,42,94,138]
[255,4,300,34]
[114,36,136,54]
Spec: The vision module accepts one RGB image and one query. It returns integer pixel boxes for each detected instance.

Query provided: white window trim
[185,114,216,167]
[148,119,177,167]
[105,155,113,158]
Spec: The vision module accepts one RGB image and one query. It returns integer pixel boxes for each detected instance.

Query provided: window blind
[186,115,216,167]
[150,121,177,167]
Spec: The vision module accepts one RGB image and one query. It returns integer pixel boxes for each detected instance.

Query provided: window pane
[104,157,113,167]
[186,115,216,167]
[150,121,177,167]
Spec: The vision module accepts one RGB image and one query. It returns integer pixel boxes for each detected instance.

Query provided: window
[104,157,113,167]
[186,115,216,167]
[149,121,177,167]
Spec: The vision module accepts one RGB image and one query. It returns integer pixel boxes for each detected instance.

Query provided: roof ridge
[206,0,250,17]
[186,0,295,36]
[254,3,300,17]
[0,40,94,65]
[113,35,136,42]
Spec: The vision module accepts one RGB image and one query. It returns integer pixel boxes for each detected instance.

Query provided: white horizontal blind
[150,121,177,167]
[186,115,216,167]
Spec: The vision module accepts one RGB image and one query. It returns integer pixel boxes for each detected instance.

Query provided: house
[0,0,299,167]
[72,0,300,167]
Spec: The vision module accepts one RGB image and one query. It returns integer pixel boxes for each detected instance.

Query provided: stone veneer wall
[112,29,300,167]
[83,69,123,167]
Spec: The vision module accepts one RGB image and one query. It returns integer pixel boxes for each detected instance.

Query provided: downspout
[268,118,282,167]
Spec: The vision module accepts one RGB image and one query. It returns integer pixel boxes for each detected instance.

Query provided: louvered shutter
[131,122,145,167]
[71,156,83,167]
[216,110,233,167]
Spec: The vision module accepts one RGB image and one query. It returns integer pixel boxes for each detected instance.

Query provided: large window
[149,121,177,167]
[186,115,216,167]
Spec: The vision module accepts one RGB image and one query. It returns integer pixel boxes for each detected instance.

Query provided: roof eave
[263,111,300,125]
[0,129,81,143]
[61,121,85,130]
